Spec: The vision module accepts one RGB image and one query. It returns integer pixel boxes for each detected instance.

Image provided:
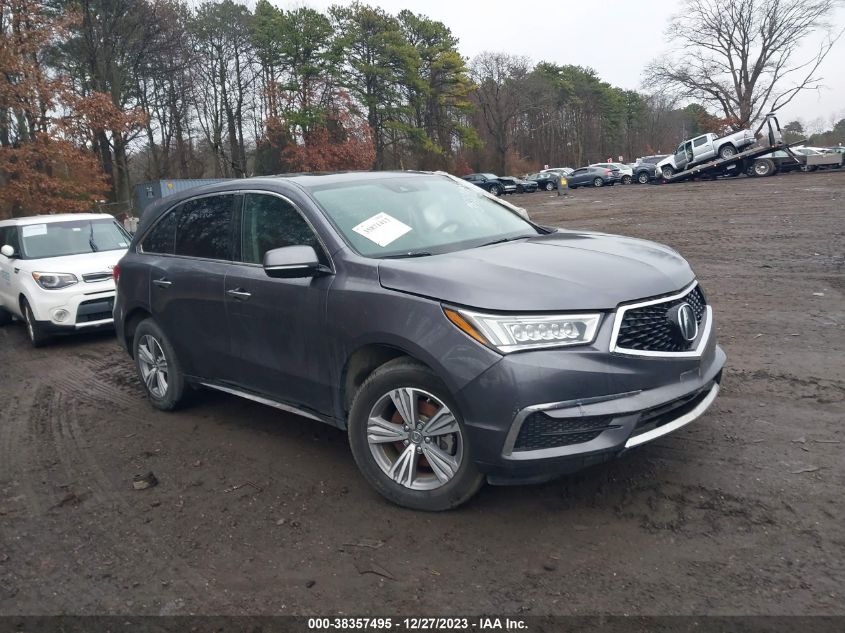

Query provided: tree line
[1,0,841,217]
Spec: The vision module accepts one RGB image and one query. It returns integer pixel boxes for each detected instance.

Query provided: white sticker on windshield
[352,212,411,247]
[22,224,47,237]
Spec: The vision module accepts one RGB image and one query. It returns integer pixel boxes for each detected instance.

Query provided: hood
[16,249,126,276]
[377,231,694,312]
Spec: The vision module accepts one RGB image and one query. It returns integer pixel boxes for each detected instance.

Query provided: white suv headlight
[444,307,602,353]
[32,272,78,290]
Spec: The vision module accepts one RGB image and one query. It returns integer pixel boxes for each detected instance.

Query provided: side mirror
[263,245,330,279]
[1,245,15,258]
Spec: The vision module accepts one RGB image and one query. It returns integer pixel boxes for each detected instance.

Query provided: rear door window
[142,208,179,254]
[174,195,236,260]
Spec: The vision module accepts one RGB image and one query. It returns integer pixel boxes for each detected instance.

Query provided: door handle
[153,278,172,288]
[226,288,251,301]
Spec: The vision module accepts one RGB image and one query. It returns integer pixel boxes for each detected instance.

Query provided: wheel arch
[339,343,437,422]
[122,307,152,358]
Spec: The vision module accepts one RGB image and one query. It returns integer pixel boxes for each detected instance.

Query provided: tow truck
[659,114,804,183]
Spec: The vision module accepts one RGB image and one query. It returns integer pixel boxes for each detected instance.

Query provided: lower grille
[615,285,707,353]
[629,382,715,440]
[513,413,618,452]
[76,297,114,323]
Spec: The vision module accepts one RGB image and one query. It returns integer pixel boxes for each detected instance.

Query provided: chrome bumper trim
[625,382,720,448]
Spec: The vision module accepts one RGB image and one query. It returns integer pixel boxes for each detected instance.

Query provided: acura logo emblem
[667,302,698,342]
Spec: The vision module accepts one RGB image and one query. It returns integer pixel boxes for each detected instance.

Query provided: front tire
[0,307,12,326]
[544,182,554,191]
[661,166,675,179]
[593,177,604,187]
[637,171,650,184]
[22,299,49,347]
[133,318,187,411]
[488,185,501,196]
[348,358,484,511]
[622,175,632,185]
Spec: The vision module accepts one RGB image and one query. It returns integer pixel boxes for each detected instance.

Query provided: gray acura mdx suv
[114,171,725,510]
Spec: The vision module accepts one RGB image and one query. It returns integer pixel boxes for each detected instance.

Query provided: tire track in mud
[47,355,142,414]
[0,386,49,519]
[30,385,240,614]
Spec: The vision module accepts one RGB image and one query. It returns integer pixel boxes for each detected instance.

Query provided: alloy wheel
[367,387,463,491]
[137,334,169,398]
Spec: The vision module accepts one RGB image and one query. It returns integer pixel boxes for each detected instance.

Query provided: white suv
[0,213,130,346]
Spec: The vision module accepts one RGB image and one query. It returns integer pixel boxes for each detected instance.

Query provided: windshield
[19,218,131,259]
[309,175,540,258]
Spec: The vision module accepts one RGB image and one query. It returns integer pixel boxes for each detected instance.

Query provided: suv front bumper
[454,314,726,483]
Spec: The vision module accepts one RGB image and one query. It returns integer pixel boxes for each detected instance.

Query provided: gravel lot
[1,170,843,616]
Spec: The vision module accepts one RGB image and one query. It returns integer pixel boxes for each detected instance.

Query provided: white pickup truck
[657,129,756,178]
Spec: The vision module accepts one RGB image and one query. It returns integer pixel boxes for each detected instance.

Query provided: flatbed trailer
[659,140,804,183]
[659,113,803,183]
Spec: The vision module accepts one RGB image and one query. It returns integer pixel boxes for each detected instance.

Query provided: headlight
[32,272,78,289]
[444,307,601,353]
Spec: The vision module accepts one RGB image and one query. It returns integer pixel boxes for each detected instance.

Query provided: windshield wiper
[380,251,433,259]
[88,221,98,252]
[479,234,536,247]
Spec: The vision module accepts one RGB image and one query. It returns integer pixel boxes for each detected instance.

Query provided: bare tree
[470,52,530,174]
[646,0,844,129]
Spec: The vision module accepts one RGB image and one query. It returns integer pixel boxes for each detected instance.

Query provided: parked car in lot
[630,160,661,184]
[462,173,515,196]
[498,176,538,193]
[566,166,620,188]
[542,167,574,178]
[525,172,559,191]
[0,214,130,347]
[635,154,669,165]
[656,129,756,178]
[592,162,633,184]
[114,171,724,510]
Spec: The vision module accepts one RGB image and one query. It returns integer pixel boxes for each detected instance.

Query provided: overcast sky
[279,0,845,130]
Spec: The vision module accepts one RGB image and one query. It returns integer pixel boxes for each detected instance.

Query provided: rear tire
[593,177,604,187]
[22,299,49,347]
[637,171,649,184]
[752,159,775,177]
[348,358,484,511]
[133,318,187,411]
[719,144,737,159]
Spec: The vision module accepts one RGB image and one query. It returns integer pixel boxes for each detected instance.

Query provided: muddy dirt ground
[0,171,843,616]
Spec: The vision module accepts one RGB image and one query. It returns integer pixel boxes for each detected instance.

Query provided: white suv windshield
[309,175,539,258]
[19,219,130,259]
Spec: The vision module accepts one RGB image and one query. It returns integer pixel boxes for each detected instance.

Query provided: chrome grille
[82,271,112,283]
[614,284,707,353]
